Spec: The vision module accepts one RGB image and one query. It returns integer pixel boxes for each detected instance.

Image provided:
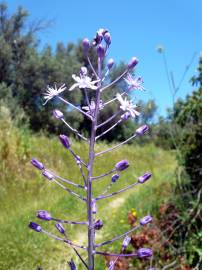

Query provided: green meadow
[0,121,176,269]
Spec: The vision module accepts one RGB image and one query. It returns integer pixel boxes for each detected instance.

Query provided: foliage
[0,117,176,269]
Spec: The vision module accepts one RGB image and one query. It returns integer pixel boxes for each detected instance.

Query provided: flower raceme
[29,28,155,270]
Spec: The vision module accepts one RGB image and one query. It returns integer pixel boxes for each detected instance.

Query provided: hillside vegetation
[0,113,176,269]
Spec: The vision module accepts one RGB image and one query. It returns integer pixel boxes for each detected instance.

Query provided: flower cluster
[29,28,155,270]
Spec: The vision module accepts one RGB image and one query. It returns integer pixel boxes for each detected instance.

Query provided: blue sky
[7,0,202,116]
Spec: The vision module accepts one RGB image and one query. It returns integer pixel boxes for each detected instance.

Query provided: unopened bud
[97,45,105,59]
[37,210,52,221]
[115,160,129,171]
[94,219,103,230]
[53,109,64,119]
[104,32,111,45]
[28,222,42,232]
[137,248,153,258]
[55,223,65,234]
[138,172,152,184]
[128,57,138,69]
[107,58,114,70]
[59,134,70,149]
[82,38,90,52]
[31,159,44,170]
[111,174,120,183]
[136,125,149,136]
[140,215,152,226]
[42,170,54,181]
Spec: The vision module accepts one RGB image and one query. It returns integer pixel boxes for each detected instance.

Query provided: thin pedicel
[29,28,154,270]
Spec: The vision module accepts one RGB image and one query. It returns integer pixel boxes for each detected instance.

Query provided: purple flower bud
[80,66,88,76]
[82,38,90,52]
[128,57,139,69]
[42,170,54,180]
[53,109,64,119]
[107,58,114,70]
[68,259,76,270]
[104,32,111,45]
[136,125,149,136]
[94,219,103,230]
[122,235,131,249]
[121,112,131,121]
[37,210,52,221]
[115,160,129,171]
[59,134,70,149]
[137,248,153,258]
[28,222,42,232]
[55,223,65,234]
[111,174,120,183]
[31,159,44,170]
[92,199,97,214]
[97,45,105,59]
[148,268,156,270]
[138,172,152,184]
[140,215,152,226]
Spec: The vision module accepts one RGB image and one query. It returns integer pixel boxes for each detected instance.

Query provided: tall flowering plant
[29,28,154,270]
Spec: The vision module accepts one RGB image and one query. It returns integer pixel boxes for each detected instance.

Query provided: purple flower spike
[122,235,131,249]
[53,109,64,119]
[140,215,153,226]
[94,219,103,230]
[104,32,111,45]
[28,222,42,232]
[136,125,149,136]
[42,170,54,181]
[37,210,52,221]
[68,259,76,270]
[55,223,65,234]
[115,160,129,171]
[128,57,139,69]
[97,45,105,59]
[138,172,152,184]
[31,159,44,170]
[82,38,90,53]
[137,248,153,258]
[107,58,114,70]
[111,174,120,183]
[59,134,70,149]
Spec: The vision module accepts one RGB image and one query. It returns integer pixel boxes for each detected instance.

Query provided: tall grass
[0,115,176,269]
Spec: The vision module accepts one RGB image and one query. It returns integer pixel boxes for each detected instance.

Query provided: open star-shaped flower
[43,84,66,105]
[69,73,99,91]
[116,93,140,118]
[124,74,145,91]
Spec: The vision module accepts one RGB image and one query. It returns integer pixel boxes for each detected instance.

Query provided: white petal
[69,83,79,91]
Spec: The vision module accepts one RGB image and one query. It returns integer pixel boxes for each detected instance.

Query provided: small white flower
[69,73,99,91]
[124,74,145,91]
[43,84,66,105]
[82,100,104,115]
[116,93,140,118]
